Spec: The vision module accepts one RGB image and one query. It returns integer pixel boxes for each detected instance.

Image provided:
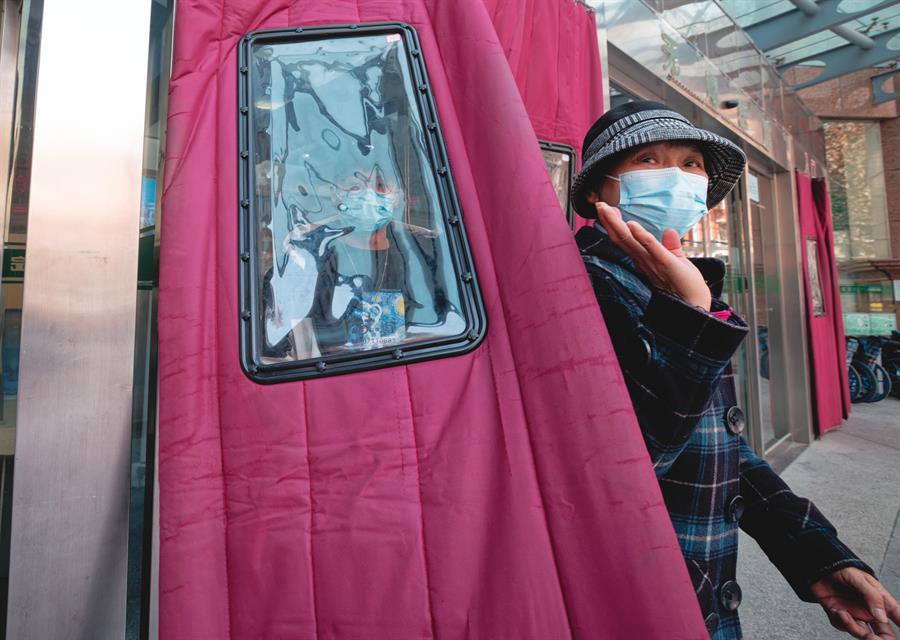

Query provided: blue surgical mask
[605,167,709,240]
[339,188,398,232]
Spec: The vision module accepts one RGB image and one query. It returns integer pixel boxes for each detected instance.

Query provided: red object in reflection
[797,171,850,434]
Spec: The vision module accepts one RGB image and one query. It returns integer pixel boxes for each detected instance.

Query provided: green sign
[869,313,897,336]
[839,283,891,296]
[844,313,870,334]
[2,244,25,282]
[844,312,897,336]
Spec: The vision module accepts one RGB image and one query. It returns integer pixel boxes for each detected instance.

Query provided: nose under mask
[605,167,709,241]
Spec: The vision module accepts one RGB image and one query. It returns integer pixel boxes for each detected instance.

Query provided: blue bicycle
[848,336,892,403]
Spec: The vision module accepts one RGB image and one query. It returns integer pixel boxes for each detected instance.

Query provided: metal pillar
[5,0,151,637]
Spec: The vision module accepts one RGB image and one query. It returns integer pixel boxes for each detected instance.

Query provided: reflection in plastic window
[238,24,485,382]
[682,217,705,258]
[707,200,729,245]
[806,237,826,317]
[539,141,575,227]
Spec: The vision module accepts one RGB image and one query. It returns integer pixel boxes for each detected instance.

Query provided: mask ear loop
[603,174,621,182]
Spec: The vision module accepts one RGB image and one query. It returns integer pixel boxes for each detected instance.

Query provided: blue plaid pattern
[577,225,872,639]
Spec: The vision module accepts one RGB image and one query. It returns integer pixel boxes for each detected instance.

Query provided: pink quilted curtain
[157,1,706,637]
[797,171,849,434]
[484,0,604,157]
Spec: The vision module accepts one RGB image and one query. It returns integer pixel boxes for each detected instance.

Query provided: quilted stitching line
[402,367,438,640]
[302,381,320,639]
[213,0,233,636]
[418,8,575,631]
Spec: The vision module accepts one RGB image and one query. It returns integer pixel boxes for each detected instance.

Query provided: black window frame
[538,140,577,229]
[238,22,487,384]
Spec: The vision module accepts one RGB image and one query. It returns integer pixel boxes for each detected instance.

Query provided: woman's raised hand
[595,201,712,311]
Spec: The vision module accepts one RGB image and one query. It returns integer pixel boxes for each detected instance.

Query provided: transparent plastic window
[541,147,572,215]
[250,34,467,364]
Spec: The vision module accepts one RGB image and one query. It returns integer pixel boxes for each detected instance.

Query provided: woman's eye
[685,159,703,168]
[638,156,656,163]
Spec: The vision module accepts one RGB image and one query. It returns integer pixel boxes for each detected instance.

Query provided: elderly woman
[571,100,900,640]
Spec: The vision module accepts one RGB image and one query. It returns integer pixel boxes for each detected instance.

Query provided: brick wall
[795,66,899,326]
[882,116,900,260]
[794,68,897,119]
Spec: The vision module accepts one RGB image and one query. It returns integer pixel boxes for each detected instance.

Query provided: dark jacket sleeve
[738,439,874,601]
[586,266,748,476]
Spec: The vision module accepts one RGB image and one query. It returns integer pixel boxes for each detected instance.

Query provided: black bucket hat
[570,100,747,219]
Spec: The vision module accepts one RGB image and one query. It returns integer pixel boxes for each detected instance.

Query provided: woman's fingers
[889,599,900,626]
[878,584,900,625]
[661,228,686,257]
[847,570,890,624]
[835,610,876,639]
[629,221,681,266]
[596,203,652,266]
[869,619,898,640]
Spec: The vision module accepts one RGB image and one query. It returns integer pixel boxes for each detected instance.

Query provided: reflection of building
[795,69,899,336]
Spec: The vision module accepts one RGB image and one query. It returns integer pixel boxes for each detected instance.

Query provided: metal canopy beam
[781,28,900,89]
[872,67,900,103]
[745,0,896,52]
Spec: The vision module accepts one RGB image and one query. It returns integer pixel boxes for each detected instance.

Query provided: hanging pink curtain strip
[812,178,851,418]
[796,171,846,434]
[157,1,706,637]
[484,0,603,230]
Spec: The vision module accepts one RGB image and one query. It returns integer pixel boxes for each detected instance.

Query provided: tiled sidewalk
[737,396,900,639]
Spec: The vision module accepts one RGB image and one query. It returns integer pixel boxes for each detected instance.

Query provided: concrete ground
[737,395,900,639]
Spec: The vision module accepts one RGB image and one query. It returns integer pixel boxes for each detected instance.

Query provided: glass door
[717,175,767,454]
[748,171,787,449]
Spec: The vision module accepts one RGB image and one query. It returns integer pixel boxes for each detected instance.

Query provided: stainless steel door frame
[6,0,152,636]
[772,164,815,445]
[0,0,19,246]
[728,172,767,455]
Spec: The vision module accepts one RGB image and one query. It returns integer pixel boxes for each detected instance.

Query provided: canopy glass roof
[717,0,900,70]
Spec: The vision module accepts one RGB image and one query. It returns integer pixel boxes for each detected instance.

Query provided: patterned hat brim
[571,115,747,219]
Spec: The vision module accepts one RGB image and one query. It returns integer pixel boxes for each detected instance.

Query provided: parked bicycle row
[846,330,900,403]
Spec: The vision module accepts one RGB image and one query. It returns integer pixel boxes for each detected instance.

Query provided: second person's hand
[595,201,712,311]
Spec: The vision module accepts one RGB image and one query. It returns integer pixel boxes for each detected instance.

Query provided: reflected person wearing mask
[571,101,900,640]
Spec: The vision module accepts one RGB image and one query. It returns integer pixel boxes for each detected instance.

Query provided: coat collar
[575,223,727,298]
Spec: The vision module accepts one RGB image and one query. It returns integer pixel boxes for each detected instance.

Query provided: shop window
[539,141,576,227]
[824,120,890,261]
[238,23,486,383]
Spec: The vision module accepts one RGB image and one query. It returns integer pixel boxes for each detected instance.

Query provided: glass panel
[767,31,847,67]
[682,216,706,258]
[749,172,784,447]
[125,0,172,637]
[540,142,575,227]
[0,0,41,632]
[716,0,795,28]
[722,180,752,415]
[609,84,637,109]
[241,26,484,381]
[825,120,890,260]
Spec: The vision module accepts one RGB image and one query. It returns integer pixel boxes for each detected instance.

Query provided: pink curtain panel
[157,0,706,637]
[797,170,848,434]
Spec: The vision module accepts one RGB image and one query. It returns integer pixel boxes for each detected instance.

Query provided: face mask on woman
[604,167,709,240]
[339,188,398,233]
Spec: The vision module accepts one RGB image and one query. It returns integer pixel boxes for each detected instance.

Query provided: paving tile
[737,397,900,639]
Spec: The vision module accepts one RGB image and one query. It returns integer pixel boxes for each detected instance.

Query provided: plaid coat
[576,225,872,639]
